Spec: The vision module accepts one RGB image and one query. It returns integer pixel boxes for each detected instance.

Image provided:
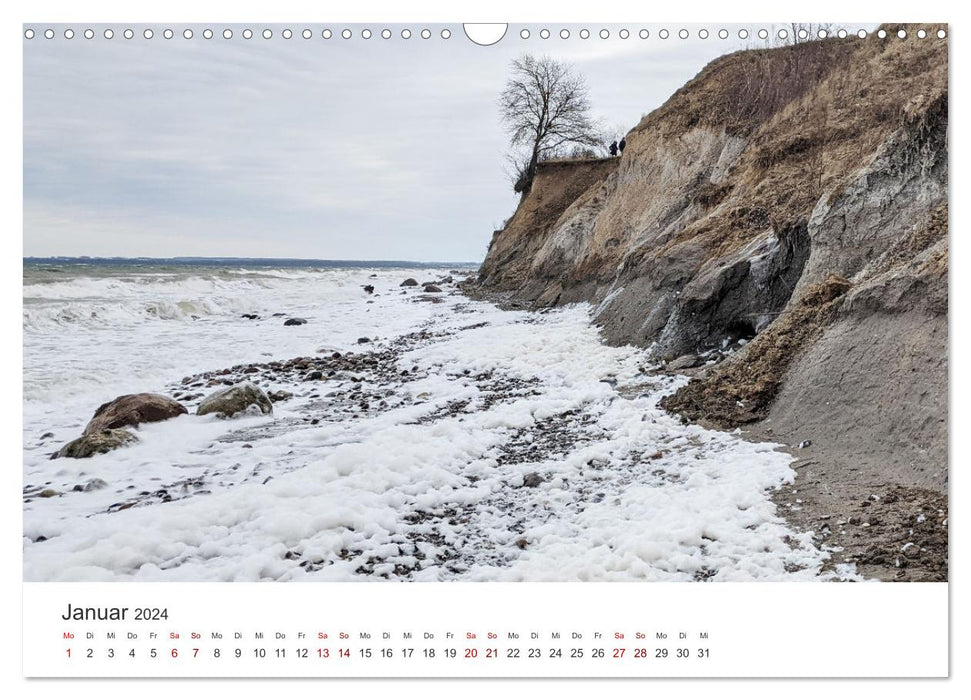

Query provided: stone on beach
[83,478,109,491]
[197,382,273,418]
[283,318,308,326]
[400,278,418,287]
[55,429,138,459]
[84,393,187,435]
[667,354,703,371]
[422,284,442,293]
[522,472,545,488]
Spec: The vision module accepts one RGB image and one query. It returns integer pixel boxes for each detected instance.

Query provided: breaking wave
[23,270,361,331]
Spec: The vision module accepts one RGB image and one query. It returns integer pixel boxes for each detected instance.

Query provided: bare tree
[499,54,603,194]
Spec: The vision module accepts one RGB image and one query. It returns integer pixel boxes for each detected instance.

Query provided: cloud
[24,24,759,260]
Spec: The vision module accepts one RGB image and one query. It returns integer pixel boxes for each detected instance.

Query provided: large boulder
[56,429,138,459]
[197,382,273,418]
[84,393,187,435]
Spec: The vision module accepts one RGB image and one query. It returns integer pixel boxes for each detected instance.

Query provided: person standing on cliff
[619,137,626,154]
[609,140,618,156]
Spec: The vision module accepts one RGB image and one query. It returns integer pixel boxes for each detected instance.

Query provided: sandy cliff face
[478,157,619,295]
[477,27,947,492]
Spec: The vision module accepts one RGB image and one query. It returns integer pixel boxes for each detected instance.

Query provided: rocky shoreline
[24,272,945,581]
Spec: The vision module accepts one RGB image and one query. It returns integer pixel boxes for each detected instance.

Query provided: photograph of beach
[23,23,947,583]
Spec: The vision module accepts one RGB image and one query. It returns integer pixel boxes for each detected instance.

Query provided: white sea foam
[22,267,447,408]
[22,266,848,582]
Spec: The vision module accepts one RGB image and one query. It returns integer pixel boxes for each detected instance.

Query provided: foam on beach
[22,265,846,582]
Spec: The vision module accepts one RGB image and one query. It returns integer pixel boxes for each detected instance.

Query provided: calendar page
[17,5,950,684]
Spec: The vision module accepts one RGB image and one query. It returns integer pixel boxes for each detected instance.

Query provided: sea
[23,256,475,407]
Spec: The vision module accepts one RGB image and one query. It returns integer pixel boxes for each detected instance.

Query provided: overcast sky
[24,23,763,261]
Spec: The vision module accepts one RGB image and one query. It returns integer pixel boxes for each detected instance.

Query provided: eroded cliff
[476,26,948,502]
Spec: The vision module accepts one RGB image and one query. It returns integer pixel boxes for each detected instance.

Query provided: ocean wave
[23,273,278,300]
[223,268,332,280]
[22,296,261,330]
[22,270,349,331]
[22,267,459,332]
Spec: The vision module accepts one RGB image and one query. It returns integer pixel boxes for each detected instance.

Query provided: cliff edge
[475,26,948,578]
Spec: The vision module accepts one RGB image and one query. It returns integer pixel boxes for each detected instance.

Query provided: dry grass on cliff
[637,38,856,139]
[645,29,947,266]
[660,274,853,426]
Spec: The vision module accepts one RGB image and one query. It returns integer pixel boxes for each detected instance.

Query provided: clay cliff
[475,26,948,501]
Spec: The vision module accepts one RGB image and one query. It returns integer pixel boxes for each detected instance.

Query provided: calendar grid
[24,583,948,677]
